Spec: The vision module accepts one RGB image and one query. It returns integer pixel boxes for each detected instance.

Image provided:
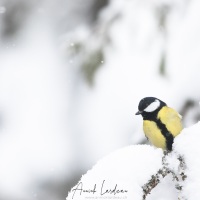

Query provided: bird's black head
[135,97,167,120]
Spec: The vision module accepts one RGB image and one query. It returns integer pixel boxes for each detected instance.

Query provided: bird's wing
[158,106,183,137]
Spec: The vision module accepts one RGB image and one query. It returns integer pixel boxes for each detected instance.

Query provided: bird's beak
[135,111,142,115]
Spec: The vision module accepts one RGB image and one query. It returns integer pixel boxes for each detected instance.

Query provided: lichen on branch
[142,151,187,200]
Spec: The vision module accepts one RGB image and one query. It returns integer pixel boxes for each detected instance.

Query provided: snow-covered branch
[142,152,187,200]
[67,122,200,200]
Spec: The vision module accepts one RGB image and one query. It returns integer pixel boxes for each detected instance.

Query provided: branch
[142,152,187,200]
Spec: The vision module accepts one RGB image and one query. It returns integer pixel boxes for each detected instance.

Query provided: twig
[142,152,187,200]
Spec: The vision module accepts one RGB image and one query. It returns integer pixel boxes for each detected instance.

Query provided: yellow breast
[143,106,183,150]
[143,120,166,149]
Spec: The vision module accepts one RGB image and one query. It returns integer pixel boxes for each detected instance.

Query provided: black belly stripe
[154,119,174,151]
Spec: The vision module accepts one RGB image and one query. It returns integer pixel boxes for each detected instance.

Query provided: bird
[135,97,183,151]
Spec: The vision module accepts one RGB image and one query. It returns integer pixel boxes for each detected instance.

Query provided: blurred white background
[0,0,200,199]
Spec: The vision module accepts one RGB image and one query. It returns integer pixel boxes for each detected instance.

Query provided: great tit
[136,97,183,151]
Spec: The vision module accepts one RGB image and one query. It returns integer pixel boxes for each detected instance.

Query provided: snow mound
[67,145,163,200]
[174,122,200,200]
[67,122,200,200]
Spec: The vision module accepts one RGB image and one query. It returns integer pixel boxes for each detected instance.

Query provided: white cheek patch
[144,99,160,112]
